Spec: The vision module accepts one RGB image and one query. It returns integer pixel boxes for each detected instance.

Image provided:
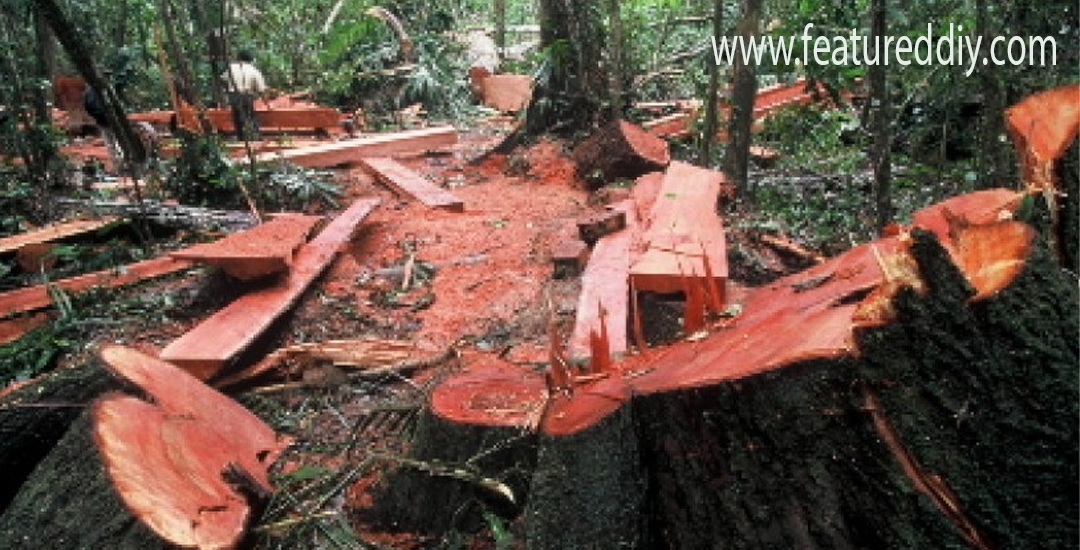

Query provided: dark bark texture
[0,361,117,510]
[0,412,169,549]
[722,0,760,198]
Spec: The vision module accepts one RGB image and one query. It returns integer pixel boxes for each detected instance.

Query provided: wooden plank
[0,218,120,256]
[0,312,50,346]
[170,214,322,281]
[0,256,193,318]
[159,197,380,380]
[175,107,343,133]
[479,74,532,112]
[630,161,728,296]
[359,157,464,212]
[568,200,637,361]
[256,126,457,168]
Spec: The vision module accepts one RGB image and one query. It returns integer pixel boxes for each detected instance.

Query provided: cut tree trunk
[368,189,1077,550]
[572,120,670,188]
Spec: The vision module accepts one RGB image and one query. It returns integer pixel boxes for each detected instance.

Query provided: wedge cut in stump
[93,346,288,550]
[572,120,671,187]
[630,160,728,297]
[360,157,464,211]
[160,197,380,380]
[256,126,457,168]
[170,214,322,281]
[369,189,1076,550]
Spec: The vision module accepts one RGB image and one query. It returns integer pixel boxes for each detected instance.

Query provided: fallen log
[360,156,464,211]
[160,197,380,380]
[367,189,1077,550]
[257,126,457,168]
[170,214,322,281]
[56,198,257,232]
[572,120,670,188]
[477,74,533,112]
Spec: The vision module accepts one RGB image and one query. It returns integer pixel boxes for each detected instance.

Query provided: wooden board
[629,161,728,296]
[0,256,193,318]
[159,197,380,380]
[170,214,322,281]
[256,126,458,168]
[175,107,343,133]
[360,157,464,212]
[568,200,637,361]
[0,218,119,256]
[479,74,533,112]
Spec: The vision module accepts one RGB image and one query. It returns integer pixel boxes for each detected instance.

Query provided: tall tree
[699,0,723,166]
[607,0,626,118]
[867,0,892,229]
[723,0,761,199]
[493,0,506,64]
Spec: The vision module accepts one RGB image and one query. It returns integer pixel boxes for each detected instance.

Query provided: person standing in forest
[222,49,267,141]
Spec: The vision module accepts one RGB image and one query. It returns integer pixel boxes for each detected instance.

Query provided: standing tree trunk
[494,0,506,65]
[607,0,626,118]
[699,0,724,166]
[867,0,893,230]
[974,0,1011,189]
[722,0,761,200]
[524,0,609,136]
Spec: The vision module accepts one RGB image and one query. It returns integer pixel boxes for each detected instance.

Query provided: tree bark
[867,0,893,229]
[0,412,170,550]
[722,0,761,199]
[607,0,626,118]
[494,0,506,65]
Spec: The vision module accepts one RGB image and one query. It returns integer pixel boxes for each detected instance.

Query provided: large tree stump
[369,190,1077,550]
[572,120,670,188]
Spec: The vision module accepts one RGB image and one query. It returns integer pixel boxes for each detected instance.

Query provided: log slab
[256,126,457,168]
[629,161,728,296]
[360,156,464,211]
[551,239,590,279]
[577,208,627,246]
[0,217,119,256]
[160,197,380,380]
[170,214,322,281]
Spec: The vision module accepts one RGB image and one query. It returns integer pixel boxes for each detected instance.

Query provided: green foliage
[262,162,342,211]
[163,132,239,207]
[758,104,864,172]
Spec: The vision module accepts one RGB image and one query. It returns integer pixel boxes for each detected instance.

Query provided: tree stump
[369,191,1077,550]
[572,120,670,188]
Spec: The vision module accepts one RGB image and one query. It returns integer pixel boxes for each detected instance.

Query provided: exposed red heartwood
[908,188,1022,240]
[1004,84,1080,188]
[568,200,637,362]
[255,126,457,168]
[0,256,193,318]
[93,346,287,550]
[0,217,120,256]
[175,107,343,134]
[170,214,322,281]
[630,161,728,296]
[360,157,464,212]
[159,198,380,380]
[429,354,547,428]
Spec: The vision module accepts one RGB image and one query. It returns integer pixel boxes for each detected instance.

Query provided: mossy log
[371,191,1077,549]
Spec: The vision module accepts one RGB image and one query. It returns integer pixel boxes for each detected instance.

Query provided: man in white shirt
[222,49,267,140]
